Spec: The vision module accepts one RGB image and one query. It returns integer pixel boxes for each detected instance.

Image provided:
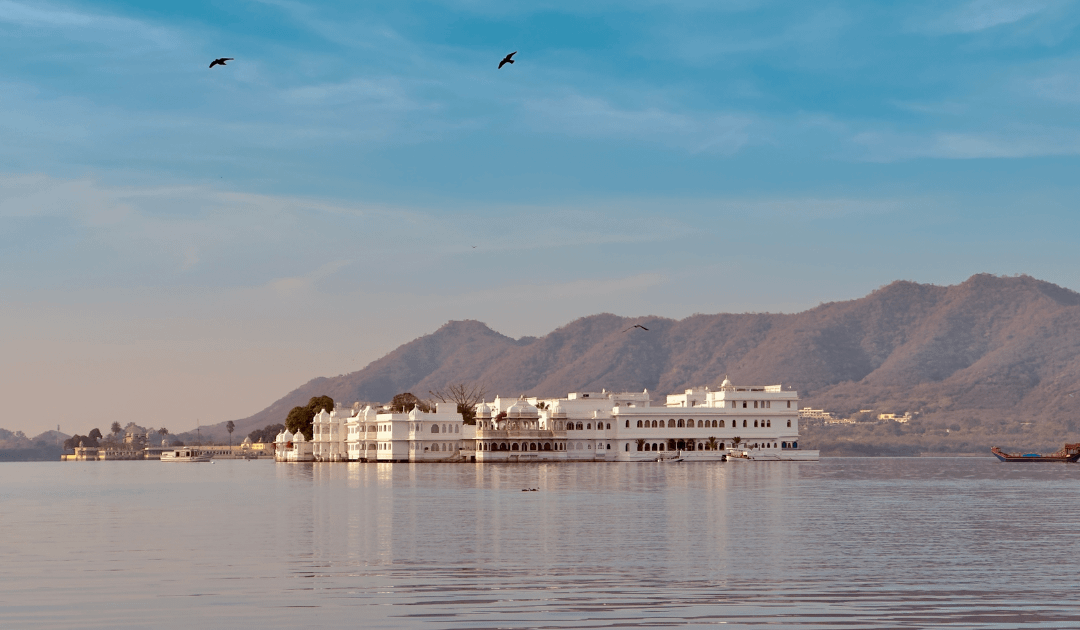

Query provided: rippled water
[3,458,1080,628]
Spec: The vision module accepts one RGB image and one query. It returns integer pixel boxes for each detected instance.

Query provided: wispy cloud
[0,0,176,46]
[853,127,1080,161]
[915,0,1074,37]
[526,94,755,154]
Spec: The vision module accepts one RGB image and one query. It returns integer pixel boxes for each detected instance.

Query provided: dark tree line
[284,395,334,440]
[248,423,285,443]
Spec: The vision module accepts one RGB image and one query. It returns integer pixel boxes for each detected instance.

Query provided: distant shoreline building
[281,377,817,462]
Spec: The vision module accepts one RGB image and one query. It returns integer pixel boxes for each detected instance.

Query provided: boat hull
[991,445,1080,463]
[161,449,211,462]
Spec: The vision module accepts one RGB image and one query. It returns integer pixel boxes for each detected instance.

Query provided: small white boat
[160,448,211,462]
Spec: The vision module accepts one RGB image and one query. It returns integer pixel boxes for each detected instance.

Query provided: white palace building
[275,377,818,462]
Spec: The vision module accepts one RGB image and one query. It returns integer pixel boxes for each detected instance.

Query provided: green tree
[226,420,235,448]
[388,392,432,413]
[705,436,719,451]
[88,428,102,441]
[635,438,646,452]
[285,396,335,440]
[248,424,284,443]
[732,436,742,451]
[110,421,122,437]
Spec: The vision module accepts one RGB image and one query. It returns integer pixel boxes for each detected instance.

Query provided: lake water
[3,458,1080,629]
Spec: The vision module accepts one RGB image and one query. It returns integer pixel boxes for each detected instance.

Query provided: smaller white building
[274,428,314,462]
[280,402,468,463]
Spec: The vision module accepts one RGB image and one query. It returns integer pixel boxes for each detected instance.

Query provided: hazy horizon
[5,1,1080,437]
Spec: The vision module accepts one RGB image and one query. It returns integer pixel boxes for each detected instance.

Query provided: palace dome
[475,401,491,418]
[506,398,538,418]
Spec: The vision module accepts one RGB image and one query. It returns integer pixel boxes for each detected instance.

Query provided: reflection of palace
[275,377,817,462]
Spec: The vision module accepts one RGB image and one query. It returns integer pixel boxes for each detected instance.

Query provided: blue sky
[3,0,1080,435]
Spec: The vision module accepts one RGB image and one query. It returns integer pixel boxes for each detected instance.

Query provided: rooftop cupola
[506,397,539,419]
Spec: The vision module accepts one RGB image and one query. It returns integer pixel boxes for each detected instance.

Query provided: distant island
[10,273,1080,460]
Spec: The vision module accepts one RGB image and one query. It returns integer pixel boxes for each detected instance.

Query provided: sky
[3,0,1080,437]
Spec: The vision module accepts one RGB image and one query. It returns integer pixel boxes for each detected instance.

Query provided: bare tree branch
[428,383,486,424]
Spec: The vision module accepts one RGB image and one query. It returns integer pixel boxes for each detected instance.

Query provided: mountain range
[219,274,1080,454]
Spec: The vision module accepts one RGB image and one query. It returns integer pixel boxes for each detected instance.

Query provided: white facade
[469,377,814,462]
[278,402,468,463]
[274,428,314,462]
[276,377,816,463]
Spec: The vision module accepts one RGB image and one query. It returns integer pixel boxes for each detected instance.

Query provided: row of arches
[563,422,611,431]
[634,440,723,451]
[633,419,774,428]
[478,442,558,451]
[418,442,456,452]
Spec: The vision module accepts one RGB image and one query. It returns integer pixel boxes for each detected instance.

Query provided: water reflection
[3,459,1080,628]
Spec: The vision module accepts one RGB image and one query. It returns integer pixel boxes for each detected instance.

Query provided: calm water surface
[3,458,1080,629]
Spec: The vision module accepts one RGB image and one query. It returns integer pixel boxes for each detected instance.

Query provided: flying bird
[622,324,649,332]
[209,58,233,68]
[498,51,516,69]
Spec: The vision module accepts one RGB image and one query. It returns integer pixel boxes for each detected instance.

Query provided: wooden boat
[990,444,1080,463]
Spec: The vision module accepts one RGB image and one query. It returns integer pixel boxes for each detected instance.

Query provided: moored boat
[991,444,1080,463]
[160,448,211,462]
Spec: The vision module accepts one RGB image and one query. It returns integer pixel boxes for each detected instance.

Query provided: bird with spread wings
[209,58,234,68]
[499,51,516,69]
[622,324,649,333]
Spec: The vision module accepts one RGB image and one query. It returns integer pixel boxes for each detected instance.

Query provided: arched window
[793,441,798,448]
[668,419,676,428]
[659,443,665,451]
[677,419,684,428]
[626,420,630,428]
[743,420,747,427]
[717,420,723,428]
[576,423,583,430]
[767,420,771,427]
[544,443,551,451]
[606,423,611,430]
[431,425,440,433]
[625,444,629,451]
[637,420,643,427]
[697,420,703,428]
[754,420,758,428]
[530,443,537,451]
[511,443,519,451]
[787,419,792,427]
[650,420,656,428]
[587,423,592,430]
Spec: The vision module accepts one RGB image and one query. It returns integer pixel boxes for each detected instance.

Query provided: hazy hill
[225,274,1080,454]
